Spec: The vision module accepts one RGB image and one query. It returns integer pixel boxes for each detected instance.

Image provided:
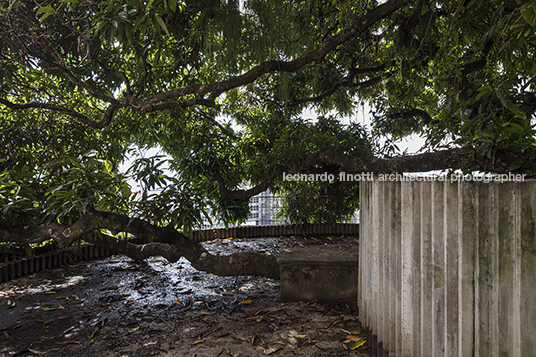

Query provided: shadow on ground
[0,236,373,356]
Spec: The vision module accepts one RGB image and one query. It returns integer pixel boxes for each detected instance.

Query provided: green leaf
[495,89,526,118]
[103,160,113,174]
[509,159,524,171]
[169,0,178,12]
[36,6,55,22]
[475,85,492,101]
[350,338,366,350]
[521,5,536,27]
[23,244,32,257]
[154,14,169,36]
[146,0,156,10]
[421,5,429,16]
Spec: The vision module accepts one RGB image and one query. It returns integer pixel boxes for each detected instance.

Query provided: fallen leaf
[56,340,81,345]
[341,314,355,320]
[199,312,210,315]
[188,297,195,303]
[45,291,57,294]
[58,316,72,319]
[191,339,203,345]
[41,307,58,312]
[221,292,234,296]
[288,334,307,338]
[58,305,65,310]
[129,326,139,333]
[63,326,75,334]
[174,299,181,305]
[107,340,121,349]
[347,335,361,339]
[43,319,54,326]
[28,348,46,354]
[351,330,361,335]
[238,300,253,305]
[91,327,100,339]
[273,341,286,345]
[246,315,264,322]
[263,346,281,355]
[350,338,366,350]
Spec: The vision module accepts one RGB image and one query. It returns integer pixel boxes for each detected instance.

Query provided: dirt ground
[0,235,375,357]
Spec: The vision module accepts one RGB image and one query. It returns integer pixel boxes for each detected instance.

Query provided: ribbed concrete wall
[359,179,536,357]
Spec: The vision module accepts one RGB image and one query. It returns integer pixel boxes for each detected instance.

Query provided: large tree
[1,0,535,278]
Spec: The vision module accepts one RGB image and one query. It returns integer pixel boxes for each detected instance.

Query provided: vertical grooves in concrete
[519,183,536,356]
[411,182,422,357]
[395,182,402,357]
[401,182,414,357]
[381,181,389,353]
[445,182,459,357]
[432,182,446,356]
[421,181,433,356]
[388,181,396,355]
[513,184,521,357]
[359,179,536,357]
[497,183,515,357]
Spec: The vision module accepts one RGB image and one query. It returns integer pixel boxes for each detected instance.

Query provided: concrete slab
[277,247,358,303]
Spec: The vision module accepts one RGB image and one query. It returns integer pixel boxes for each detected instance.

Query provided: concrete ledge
[278,247,358,303]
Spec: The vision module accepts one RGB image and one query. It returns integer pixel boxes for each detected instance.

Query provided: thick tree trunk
[0,210,280,279]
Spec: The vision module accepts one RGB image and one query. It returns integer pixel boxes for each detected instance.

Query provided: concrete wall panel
[359,179,536,357]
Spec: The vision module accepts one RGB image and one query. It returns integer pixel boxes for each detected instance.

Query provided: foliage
[1,0,536,235]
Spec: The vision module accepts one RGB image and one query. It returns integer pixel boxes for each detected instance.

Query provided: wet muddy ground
[0,236,374,356]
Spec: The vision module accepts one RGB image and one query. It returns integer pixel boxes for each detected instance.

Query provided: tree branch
[195,109,238,139]
[214,147,524,202]
[388,108,438,125]
[0,210,279,279]
[0,98,121,130]
[0,0,413,129]
[140,0,413,110]
[28,50,117,104]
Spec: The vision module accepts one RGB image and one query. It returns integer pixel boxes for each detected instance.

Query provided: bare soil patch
[0,235,373,356]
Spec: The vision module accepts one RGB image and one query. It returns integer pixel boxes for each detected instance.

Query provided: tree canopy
[1,0,535,276]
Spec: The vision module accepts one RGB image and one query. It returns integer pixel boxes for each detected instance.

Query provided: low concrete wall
[1,224,359,283]
[359,179,536,357]
[191,223,359,241]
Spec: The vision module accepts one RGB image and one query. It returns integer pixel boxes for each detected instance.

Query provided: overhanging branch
[215,147,524,202]
[0,210,280,278]
[0,0,414,129]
